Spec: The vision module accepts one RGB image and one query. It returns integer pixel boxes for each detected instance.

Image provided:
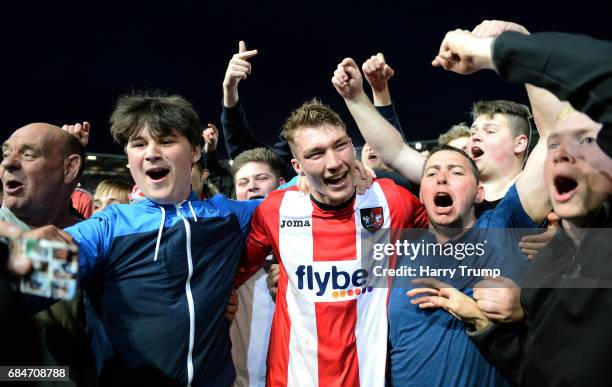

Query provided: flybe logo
[295,265,373,298]
[280,219,311,228]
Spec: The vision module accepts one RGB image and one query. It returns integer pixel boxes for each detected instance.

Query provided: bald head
[1,122,85,225]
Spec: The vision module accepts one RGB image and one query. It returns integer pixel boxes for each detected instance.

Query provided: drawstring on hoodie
[187,201,198,222]
[153,201,197,262]
[154,206,166,262]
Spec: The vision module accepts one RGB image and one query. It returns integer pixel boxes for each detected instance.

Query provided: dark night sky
[1,0,611,157]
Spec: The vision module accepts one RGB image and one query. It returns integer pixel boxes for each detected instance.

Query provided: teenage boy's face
[234,161,284,201]
[544,112,611,223]
[420,150,484,228]
[126,126,200,204]
[291,124,356,206]
[468,114,525,179]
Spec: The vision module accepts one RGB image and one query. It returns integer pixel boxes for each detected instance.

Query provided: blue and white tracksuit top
[65,192,259,386]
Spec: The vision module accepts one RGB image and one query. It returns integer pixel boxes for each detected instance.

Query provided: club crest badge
[360,207,384,232]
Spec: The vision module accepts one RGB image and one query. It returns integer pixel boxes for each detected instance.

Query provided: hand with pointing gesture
[223,40,258,108]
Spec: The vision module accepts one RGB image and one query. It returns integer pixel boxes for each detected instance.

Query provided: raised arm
[332,58,425,183]
[434,24,553,223]
[220,41,269,158]
[470,20,567,138]
[362,53,406,139]
[471,20,556,223]
[61,121,90,148]
[494,31,612,127]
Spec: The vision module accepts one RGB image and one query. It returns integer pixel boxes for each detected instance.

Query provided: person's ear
[291,158,304,177]
[278,177,286,186]
[201,168,209,181]
[514,134,528,155]
[64,154,81,184]
[192,145,202,163]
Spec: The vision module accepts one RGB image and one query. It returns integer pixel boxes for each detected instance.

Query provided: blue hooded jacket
[66,192,259,386]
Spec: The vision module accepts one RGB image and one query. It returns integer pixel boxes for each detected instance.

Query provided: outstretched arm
[471,20,555,223]
[433,28,612,132]
[332,58,425,183]
[433,24,553,223]
[470,20,567,138]
[494,31,612,128]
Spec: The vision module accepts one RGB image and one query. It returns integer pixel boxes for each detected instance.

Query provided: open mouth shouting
[433,192,454,214]
[471,146,484,160]
[145,167,170,183]
[368,152,378,161]
[552,174,578,203]
[3,179,24,195]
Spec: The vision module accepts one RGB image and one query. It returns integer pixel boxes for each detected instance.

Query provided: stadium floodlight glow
[87,155,97,161]
[415,142,423,150]
[229,160,234,166]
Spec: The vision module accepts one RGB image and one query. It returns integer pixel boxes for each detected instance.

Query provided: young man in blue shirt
[14,93,260,386]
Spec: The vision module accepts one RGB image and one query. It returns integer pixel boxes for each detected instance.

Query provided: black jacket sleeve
[221,102,295,179]
[376,104,406,141]
[467,321,528,385]
[221,102,268,160]
[493,31,612,156]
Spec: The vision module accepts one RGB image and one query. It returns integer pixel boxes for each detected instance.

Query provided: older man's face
[1,123,67,217]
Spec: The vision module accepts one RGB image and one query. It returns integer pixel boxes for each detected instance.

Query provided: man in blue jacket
[17,93,260,386]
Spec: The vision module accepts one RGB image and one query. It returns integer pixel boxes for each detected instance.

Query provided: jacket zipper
[176,203,196,387]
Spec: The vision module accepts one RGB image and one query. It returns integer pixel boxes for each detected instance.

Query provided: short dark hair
[110,92,202,149]
[472,100,532,159]
[232,147,284,180]
[424,145,480,184]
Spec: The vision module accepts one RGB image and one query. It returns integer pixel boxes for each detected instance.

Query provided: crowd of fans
[0,19,611,387]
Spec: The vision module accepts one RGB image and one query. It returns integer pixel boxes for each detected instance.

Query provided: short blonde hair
[282,99,346,150]
[438,123,471,146]
[94,179,132,204]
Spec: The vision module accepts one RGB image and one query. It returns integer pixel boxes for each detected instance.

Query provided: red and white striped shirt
[242,179,428,387]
